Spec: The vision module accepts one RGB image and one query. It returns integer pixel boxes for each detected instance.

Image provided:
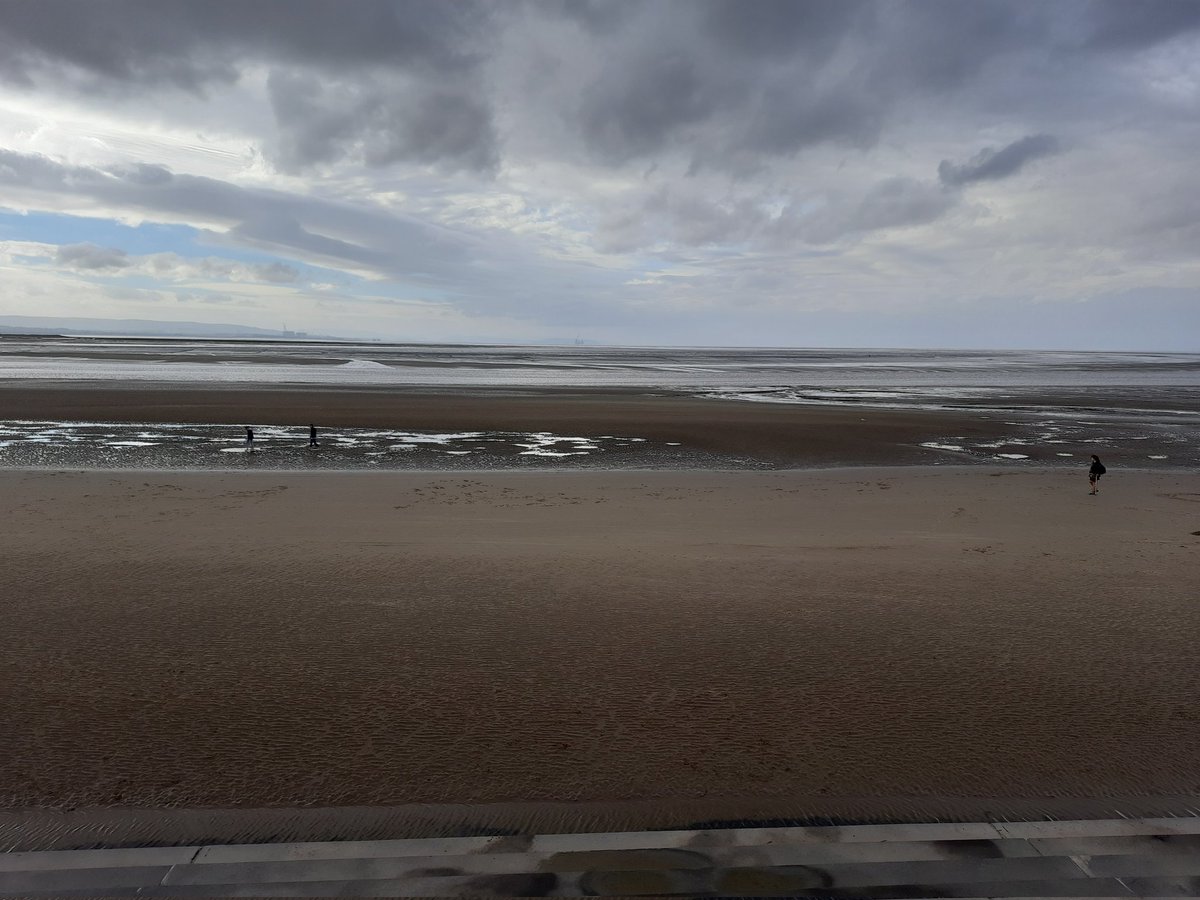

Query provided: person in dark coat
[1089,455,1105,494]
[309,424,319,447]
[245,426,255,453]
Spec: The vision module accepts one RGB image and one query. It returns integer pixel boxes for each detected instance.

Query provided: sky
[0,0,1198,349]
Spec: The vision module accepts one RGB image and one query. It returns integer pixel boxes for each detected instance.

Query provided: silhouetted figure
[1089,454,1105,494]
[245,426,255,454]
[309,424,319,447]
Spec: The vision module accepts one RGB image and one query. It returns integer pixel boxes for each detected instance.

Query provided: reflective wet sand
[3,468,1198,830]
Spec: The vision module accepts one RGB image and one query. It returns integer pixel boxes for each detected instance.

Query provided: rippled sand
[3,468,1199,825]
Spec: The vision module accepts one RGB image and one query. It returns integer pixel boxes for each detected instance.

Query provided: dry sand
[3,466,1199,831]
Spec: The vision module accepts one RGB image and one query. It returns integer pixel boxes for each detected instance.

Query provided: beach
[2,382,1192,471]
[4,463,1199,836]
[0,383,1017,468]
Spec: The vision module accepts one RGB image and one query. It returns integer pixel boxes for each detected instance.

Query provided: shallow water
[2,338,1197,468]
[4,337,1200,398]
[0,420,748,471]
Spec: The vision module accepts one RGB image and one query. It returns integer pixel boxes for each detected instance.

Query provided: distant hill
[0,315,324,340]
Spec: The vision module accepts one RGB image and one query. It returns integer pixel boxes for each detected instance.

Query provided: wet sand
[0,383,1016,467]
[3,466,1199,834]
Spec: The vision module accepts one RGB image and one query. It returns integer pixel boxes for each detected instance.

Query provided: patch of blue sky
[0,208,202,257]
[0,207,351,285]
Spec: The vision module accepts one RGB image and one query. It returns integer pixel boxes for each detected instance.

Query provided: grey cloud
[571,2,878,167]
[0,1,499,173]
[852,178,954,231]
[792,178,955,244]
[229,213,395,274]
[267,70,497,173]
[869,1,1044,92]
[0,149,476,284]
[255,262,299,284]
[938,134,1060,187]
[55,243,131,270]
[0,0,1181,179]
[1085,0,1200,50]
[0,1,489,89]
[172,291,243,306]
[596,186,766,253]
[734,79,883,161]
[699,0,867,59]
[566,0,1075,172]
[599,176,954,253]
[143,254,301,285]
[108,163,175,186]
[547,0,638,34]
[578,52,720,165]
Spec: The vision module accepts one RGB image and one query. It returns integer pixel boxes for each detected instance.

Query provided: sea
[1,336,1198,470]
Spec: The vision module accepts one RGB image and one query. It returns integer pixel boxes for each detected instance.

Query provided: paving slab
[0,864,171,893]
[811,854,1090,888]
[185,823,1014,865]
[0,845,198,872]
[899,876,1135,897]
[194,834,511,864]
[1029,833,1200,857]
[528,820,1003,853]
[163,856,427,886]
[1120,875,1200,895]
[994,817,1200,839]
[1081,852,1200,879]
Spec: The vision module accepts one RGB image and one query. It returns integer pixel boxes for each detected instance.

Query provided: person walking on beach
[1089,454,1105,494]
[245,426,255,454]
[309,424,319,447]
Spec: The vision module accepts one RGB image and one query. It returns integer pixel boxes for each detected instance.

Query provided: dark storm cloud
[3,0,1197,177]
[578,52,722,165]
[1085,0,1200,50]
[0,0,487,86]
[938,135,1060,187]
[571,1,880,167]
[868,1,1044,91]
[266,70,497,173]
[0,0,498,173]
[547,0,638,34]
[565,0,1199,172]
[699,0,867,59]
[565,1,1070,171]
[55,243,131,270]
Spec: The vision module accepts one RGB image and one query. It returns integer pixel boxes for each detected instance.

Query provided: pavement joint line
[1069,854,1096,877]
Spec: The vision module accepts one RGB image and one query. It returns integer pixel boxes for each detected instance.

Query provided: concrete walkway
[3,817,1200,896]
